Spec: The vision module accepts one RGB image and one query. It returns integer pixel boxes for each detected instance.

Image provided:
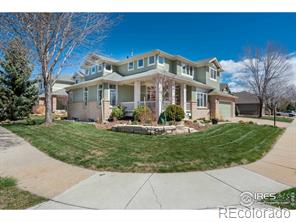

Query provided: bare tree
[0,13,115,125]
[243,43,290,117]
[265,80,291,126]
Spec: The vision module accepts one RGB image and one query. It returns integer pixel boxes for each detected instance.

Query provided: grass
[240,115,294,123]
[0,177,46,209]
[3,120,284,173]
[262,187,296,209]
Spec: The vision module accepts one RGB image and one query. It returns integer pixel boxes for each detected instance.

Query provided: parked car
[276,111,295,117]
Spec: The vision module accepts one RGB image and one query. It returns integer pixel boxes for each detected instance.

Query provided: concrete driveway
[0,120,295,209]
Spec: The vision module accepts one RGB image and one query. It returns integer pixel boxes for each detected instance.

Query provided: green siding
[73,88,83,102]
[88,85,97,101]
[118,85,134,103]
[195,67,207,84]
[117,57,157,76]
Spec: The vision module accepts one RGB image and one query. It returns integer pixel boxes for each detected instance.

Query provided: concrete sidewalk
[0,127,94,198]
[244,119,296,186]
[1,120,295,209]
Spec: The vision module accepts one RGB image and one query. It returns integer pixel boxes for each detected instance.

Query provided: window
[197,92,207,108]
[91,66,96,74]
[75,79,79,84]
[181,63,194,77]
[128,61,134,71]
[109,84,117,106]
[210,67,217,80]
[137,59,144,68]
[97,84,103,105]
[158,56,164,65]
[105,63,112,71]
[83,87,88,106]
[148,56,155,66]
[97,64,102,72]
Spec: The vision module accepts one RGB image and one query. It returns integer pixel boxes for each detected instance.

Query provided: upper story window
[137,59,144,69]
[97,64,103,72]
[83,87,88,106]
[109,84,117,106]
[75,79,79,84]
[97,84,103,105]
[148,56,155,66]
[128,61,134,71]
[181,63,194,77]
[91,66,96,74]
[105,63,112,72]
[197,92,207,108]
[210,67,217,81]
[158,56,165,65]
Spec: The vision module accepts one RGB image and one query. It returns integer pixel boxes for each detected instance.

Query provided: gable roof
[233,91,260,104]
[81,49,223,71]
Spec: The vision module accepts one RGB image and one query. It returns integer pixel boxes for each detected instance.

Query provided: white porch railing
[186,102,191,113]
[121,101,156,115]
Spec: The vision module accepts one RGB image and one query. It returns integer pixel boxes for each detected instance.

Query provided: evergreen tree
[0,38,38,121]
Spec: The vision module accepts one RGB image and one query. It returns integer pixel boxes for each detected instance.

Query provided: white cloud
[220,55,296,92]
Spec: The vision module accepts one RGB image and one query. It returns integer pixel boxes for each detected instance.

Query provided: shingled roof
[233,91,260,104]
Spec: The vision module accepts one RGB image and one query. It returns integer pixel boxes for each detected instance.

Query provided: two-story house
[33,75,75,114]
[66,49,236,122]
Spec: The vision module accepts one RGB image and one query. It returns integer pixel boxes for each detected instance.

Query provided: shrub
[111,105,125,120]
[0,177,16,189]
[164,104,185,122]
[133,105,153,124]
[211,118,219,124]
[25,118,37,125]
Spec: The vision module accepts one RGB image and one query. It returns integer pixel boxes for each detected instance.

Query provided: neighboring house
[66,49,236,122]
[33,75,75,114]
[233,91,262,115]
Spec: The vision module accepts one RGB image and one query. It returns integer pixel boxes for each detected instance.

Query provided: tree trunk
[273,105,276,127]
[44,83,53,126]
[258,98,263,118]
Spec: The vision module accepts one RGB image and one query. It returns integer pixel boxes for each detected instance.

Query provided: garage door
[219,102,232,119]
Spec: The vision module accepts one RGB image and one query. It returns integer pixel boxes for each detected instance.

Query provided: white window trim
[83,87,88,105]
[148,55,156,66]
[181,63,194,78]
[108,84,117,107]
[137,59,144,69]
[158,55,165,66]
[209,67,217,81]
[128,61,134,71]
[91,65,96,75]
[197,92,208,108]
[97,63,103,72]
[104,63,113,73]
[97,84,103,105]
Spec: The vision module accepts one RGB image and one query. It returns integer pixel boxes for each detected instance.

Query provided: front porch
[117,77,203,120]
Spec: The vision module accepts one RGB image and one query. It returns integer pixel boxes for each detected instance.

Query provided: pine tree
[0,38,38,121]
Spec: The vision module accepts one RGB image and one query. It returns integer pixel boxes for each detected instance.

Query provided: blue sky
[64,13,296,91]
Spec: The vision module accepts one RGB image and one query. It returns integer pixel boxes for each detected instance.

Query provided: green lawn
[3,120,283,172]
[0,177,46,209]
[263,187,296,209]
[240,115,294,123]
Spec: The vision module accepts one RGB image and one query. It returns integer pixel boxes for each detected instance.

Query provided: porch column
[191,87,198,120]
[180,83,187,112]
[134,81,141,109]
[169,81,176,105]
[155,79,163,117]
